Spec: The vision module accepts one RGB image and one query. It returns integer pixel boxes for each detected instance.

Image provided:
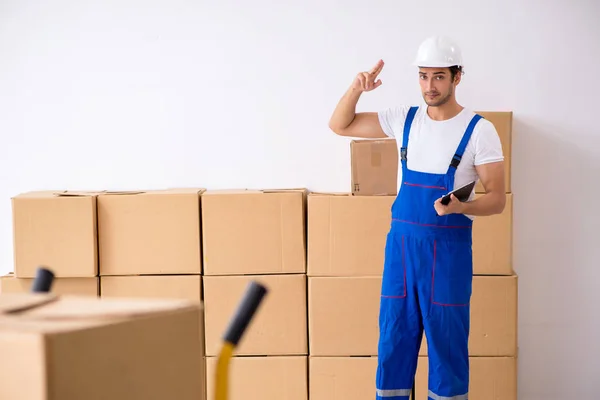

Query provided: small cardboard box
[473,193,513,275]
[307,193,394,276]
[203,274,307,356]
[206,356,307,400]
[98,189,204,276]
[12,191,100,278]
[0,293,205,400]
[350,139,398,196]
[201,189,307,275]
[0,273,98,296]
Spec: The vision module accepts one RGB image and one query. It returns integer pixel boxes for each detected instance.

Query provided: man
[329,36,506,400]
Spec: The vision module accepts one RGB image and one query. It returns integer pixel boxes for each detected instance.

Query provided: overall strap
[449,113,484,170]
[401,106,419,166]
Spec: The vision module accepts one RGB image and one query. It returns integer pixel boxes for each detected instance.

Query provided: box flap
[308,192,351,196]
[0,293,58,314]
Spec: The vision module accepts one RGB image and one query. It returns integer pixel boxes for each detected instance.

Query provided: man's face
[418,67,459,107]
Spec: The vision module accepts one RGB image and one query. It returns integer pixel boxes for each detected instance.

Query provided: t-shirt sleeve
[473,119,504,166]
[377,106,409,139]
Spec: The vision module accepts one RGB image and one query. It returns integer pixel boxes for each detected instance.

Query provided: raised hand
[352,59,384,92]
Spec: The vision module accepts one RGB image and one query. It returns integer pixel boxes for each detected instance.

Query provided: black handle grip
[223,281,268,346]
[31,266,55,293]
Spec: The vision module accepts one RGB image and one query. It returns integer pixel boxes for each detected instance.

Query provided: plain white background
[1,0,598,398]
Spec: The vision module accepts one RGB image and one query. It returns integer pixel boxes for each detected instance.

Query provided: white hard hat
[413,36,463,68]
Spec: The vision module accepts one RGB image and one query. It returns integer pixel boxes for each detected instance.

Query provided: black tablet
[440,180,476,205]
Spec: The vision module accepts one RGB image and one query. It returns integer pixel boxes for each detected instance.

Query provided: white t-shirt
[378,104,504,214]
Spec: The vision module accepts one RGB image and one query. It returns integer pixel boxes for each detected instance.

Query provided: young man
[329,36,506,400]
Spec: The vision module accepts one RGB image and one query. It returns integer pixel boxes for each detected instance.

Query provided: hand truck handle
[222,280,268,346]
[30,266,55,293]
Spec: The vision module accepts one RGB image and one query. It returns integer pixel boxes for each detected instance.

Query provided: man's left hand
[434,194,465,216]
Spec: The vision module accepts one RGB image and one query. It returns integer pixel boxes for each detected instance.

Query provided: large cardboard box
[348,111,512,195]
[206,356,307,400]
[98,189,204,276]
[307,193,394,276]
[308,277,380,356]
[473,193,513,275]
[203,274,307,356]
[415,356,517,400]
[0,293,205,400]
[100,275,202,302]
[309,276,517,357]
[0,273,98,296]
[350,139,398,196]
[12,191,99,278]
[201,189,307,275]
[309,356,378,400]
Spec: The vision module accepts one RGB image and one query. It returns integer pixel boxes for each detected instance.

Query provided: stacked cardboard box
[201,189,309,400]
[341,111,517,399]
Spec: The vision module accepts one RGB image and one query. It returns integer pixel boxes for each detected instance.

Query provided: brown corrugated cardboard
[206,356,307,400]
[201,189,307,275]
[474,111,513,193]
[100,275,202,302]
[12,191,99,278]
[309,356,378,400]
[98,188,204,276]
[351,139,398,196]
[0,273,98,296]
[347,111,512,195]
[309,275,517,357]
[0,293,205,400]
[308,277,380,356]
[415,356,517,400]
[420,275,518,356]
[307,193,393,276]
[473,193,513,275]
[204,274,307,356]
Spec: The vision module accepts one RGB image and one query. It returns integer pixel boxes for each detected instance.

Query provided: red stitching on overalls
[404,182,447,190]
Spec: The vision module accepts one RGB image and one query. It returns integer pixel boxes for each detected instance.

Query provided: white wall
[1,0,598,398]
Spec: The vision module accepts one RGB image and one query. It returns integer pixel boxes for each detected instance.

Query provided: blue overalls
[376,106,483,400]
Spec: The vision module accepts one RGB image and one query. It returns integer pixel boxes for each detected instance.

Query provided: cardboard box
[100,275,202,302]
[415,356,517,400]
[0,273,98,296]
[348,111,512,195]
[474,111,513,193]
[350,139,398,196]
[473,193,513,275]
[201,189,307,275]
[309,357,378,400]
[309,276,517,357]
[98,189,204,276]
[420,275,518,356]
[307,193,394,276]
[308,277,380,356]
[0,293,205,400]
[12,191,99,278]
[206,356,307,400]
[203,274,307,356]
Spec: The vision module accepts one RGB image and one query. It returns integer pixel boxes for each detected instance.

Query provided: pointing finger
[369,59,384,76]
